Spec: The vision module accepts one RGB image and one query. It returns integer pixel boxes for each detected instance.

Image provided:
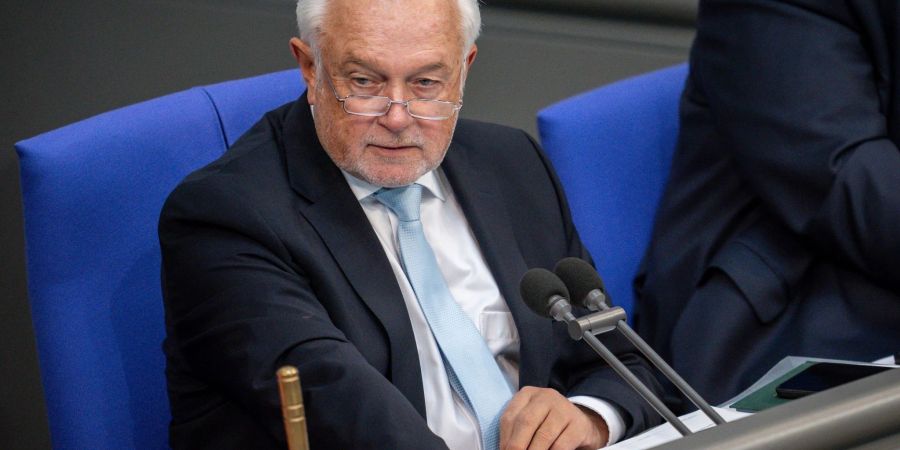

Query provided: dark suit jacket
[160,93,662,449]
[636,0,900,410]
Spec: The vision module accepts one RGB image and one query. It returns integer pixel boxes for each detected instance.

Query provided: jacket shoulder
[454,118,535,145]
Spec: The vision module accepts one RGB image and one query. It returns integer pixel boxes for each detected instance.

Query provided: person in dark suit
[159,0,662,448]
[636,0,900,411]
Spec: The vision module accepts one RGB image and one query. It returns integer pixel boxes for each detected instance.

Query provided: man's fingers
[548,422,582,450]
[499,387,536,446]
[499,387,609,450]
[526,409,567,450]
[503,387,585,450]
[502,403,551,450]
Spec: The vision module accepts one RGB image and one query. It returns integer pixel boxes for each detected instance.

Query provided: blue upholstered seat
[16,69,304,449]
[537,64,688,321]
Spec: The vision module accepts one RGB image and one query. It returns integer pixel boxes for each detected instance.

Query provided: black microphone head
[554,257,610,307]
[519,268,570,317]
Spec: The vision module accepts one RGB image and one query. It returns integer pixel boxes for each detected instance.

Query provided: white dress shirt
[342,169,624,448]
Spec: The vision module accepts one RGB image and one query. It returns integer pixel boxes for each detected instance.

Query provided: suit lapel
[281,97,427,416]
[442,136,554,387]
[280,100,554,407]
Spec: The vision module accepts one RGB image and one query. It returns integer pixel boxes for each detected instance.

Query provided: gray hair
[295,0,481,53]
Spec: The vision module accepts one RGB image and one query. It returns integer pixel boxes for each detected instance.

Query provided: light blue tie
[374,184,512,450]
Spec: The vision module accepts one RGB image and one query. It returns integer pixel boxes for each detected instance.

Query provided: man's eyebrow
[411,62,451,76]
[337,55,451,76]
[337,56,372,71]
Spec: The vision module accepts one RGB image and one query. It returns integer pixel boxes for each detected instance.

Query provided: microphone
[519,266,573,323]
[521,268,627,340]
[519,268,691,436]
[554,257,726,426]
[553,257,610,312]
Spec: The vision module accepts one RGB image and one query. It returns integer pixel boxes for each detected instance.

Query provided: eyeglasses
[324,76,462,121]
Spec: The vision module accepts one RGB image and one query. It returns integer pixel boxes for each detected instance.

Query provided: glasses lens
[339,94,458,120]
[343,96,391,116]
[408,100,457,120]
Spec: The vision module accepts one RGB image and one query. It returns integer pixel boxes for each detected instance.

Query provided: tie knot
[373,184,423,222]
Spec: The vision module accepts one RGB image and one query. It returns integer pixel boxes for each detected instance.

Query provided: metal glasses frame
[323,75,462,121]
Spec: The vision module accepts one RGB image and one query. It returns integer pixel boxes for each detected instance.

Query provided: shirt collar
[342,169,447,203]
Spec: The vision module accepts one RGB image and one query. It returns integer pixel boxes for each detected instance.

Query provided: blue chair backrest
[537,64,688,320]
[16,69,304,449]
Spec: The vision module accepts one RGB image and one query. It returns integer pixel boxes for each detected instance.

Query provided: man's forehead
[328,0,457,16]
[318,0,464,73]
[322,0,460,37]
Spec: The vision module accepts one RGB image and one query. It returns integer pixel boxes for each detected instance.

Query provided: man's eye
[352,78,373,86]
[416,79,439,87]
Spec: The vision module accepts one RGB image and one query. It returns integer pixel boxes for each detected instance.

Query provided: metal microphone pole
[581,291,726,426]
[547,302,692,436]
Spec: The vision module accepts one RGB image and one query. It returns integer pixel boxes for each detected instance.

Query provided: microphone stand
[547,300,693,436]
[581,291,726,426]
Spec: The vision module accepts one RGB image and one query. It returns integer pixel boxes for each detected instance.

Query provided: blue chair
[537,64,688,321]
[16,69,305,449]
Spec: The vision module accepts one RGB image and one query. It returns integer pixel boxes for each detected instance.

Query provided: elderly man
[160,0,662,448]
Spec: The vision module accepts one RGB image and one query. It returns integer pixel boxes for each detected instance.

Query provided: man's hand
[499,386,610,450]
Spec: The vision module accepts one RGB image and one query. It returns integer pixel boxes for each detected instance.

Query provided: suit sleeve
[159,179,447,450]
[693,0,900,288]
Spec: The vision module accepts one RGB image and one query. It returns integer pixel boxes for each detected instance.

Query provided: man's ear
[459,44,478,89]
[465,44,478,70]
[290,37,318,105]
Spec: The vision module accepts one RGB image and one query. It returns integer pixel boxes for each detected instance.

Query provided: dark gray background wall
[1,1,693,447]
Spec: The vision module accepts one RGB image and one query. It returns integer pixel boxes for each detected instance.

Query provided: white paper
[606,407,751,449]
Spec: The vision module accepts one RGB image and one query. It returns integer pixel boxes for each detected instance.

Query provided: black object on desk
[775,362,894,400]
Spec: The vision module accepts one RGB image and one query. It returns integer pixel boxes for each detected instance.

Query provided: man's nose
[377,89,415,132]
